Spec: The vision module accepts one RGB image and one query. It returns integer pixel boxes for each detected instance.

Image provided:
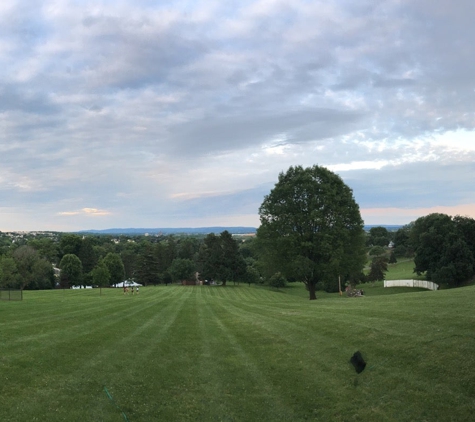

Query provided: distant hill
[78,227,257,235]
[79,225,402,235]
[364,225,403,232]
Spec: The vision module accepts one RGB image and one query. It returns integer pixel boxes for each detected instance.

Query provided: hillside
[1,284,474,421]
[78,226,257,235]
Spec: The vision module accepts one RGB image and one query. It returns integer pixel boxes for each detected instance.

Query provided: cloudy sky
[1,0,474,231]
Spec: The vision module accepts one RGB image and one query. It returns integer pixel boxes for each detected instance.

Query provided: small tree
[198,231,246,286]
[243,266,260,286]
[369,246,386,257]
[0,256,21,288]
[102,253,125,286]
[368,257,388,283]
[59,254,83,288]
[92,263,110,295]
[368,226,391,247]
[269,272,287,288]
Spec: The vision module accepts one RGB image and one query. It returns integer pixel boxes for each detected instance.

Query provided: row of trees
[363,214,475,288]
[0,230,248,290]
[411,214,475,286]
[0,165,473,296]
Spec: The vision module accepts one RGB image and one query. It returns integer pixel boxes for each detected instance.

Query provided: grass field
[1,284,474,421]
[385,259,425,281]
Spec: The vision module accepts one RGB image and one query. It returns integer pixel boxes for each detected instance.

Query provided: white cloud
[58,208,111,217]
[0,0,474,230]
[430,129,475,152]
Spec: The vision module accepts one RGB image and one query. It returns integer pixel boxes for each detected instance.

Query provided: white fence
[384,279,439,291]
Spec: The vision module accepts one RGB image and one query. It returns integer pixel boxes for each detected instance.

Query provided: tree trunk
[308,282,317,300]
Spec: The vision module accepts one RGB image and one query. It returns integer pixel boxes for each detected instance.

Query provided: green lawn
[385,259,425,281]
[1,285,474,421]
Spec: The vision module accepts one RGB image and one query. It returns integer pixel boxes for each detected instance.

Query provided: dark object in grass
[350,351,366,373]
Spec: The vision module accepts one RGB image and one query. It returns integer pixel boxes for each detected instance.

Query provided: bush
[243,266,260,286]
[389,251,397,263]
[369,246,386,257]
[269,272,287,288]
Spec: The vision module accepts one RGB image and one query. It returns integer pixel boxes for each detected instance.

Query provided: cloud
[58,208,111,217]
[0,0,473,230]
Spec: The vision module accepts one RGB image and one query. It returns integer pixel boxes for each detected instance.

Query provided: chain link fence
[0,288,23,301]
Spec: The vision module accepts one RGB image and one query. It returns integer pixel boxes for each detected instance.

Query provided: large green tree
[77,237,97,274]
[368,256,389,282]
[177,237,200,260]
[411,213,475,287]
[393,224,413,257]
[135,242,160,285]
[257,165,366,300]
[59,254,83,288]
[168,258,196,283]
[59,234,83,258]
[368,226,391,247]
[198,231,246,286]
[102,253,125,286]
[27,237,60,264]
[121,242,140,280]
[12,245,54,290]
[0,256,21,288]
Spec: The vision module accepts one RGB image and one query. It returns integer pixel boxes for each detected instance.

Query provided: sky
[1,0,475,231]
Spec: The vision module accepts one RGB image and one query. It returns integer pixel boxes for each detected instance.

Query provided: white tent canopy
[113,280,143,288]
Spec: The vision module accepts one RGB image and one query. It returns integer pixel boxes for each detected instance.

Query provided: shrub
[369,246,386,257]
[269,272,287,288]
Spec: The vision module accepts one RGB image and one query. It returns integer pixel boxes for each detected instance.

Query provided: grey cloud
[72,14,210,91]
[346,161,475,209]
[165,184,273,220]
[0,85,58,115]
[165,108,365,156]
[0,0,474,229]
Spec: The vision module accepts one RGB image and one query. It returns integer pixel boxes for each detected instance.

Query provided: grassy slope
[385,259,425,281]
[1,285,474,421]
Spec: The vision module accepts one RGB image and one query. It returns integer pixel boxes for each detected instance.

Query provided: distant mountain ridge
[78,227,257,235]
[364,225,403,231]
[78,224,403,235]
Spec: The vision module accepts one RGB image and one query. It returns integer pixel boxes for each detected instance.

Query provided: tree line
[0,231,250,290]
[0,165,473,297]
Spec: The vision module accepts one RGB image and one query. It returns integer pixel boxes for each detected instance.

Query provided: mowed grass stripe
[199,289,300,421]
[208,290,362,420]
[204,286,475,420]
[1,287,179,355]
[1,284,475,421]
[1,287,190,421]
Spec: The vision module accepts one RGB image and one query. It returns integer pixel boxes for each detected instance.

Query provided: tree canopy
[12,245,54,290]
[91,263,110,293]
[257,165,366,300]
[59,254,83,288]
[368,226,391,247]
[198,231,246,285]
[168,258,195,283]
[368,256,388,282]
[411,213,475,287]
[102,253,125,285]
